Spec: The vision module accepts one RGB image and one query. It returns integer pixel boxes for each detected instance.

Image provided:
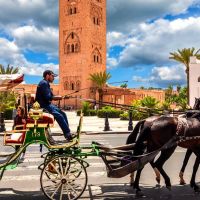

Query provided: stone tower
[59,0,106,108]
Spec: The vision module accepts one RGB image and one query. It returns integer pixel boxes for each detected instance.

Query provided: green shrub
[132,110,149,120]
[119,110,149,120]
[97,106,123,118]
[119,112,129,120]
[89,109,97,116]
[4,108,13,120]
[76,109,97,116]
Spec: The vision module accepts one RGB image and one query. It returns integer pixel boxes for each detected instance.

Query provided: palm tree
[120,83,128,88]
[0,64,19,74]
[169,47,200,103]
[89,71,111,108]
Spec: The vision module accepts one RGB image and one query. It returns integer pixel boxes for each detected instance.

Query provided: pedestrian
[35,70,74,141]
[13,106,26,160]
[12,103,19,121]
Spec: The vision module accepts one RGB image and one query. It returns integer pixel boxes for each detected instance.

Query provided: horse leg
[179,148,192,185]
[190,150,200,193]
[133,168,144,197]
[130,172,134,186]
[154,146,176,190]
[150,160,160,185]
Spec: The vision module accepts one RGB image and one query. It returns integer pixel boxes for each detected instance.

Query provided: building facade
[189,56,200,107]
[59,0,106,107]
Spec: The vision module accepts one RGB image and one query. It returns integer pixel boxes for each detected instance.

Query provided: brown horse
[127,97,200,190]
[132,115,200,195]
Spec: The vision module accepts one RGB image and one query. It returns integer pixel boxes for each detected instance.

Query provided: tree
[0,64,19,74]
[120,83,128,88]
[169,47,200,103]
[89,71,111,108]
[0,64,19,112]
[140,96,159,109]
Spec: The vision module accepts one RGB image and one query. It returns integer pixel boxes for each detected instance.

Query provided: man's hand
[53,95,62,101]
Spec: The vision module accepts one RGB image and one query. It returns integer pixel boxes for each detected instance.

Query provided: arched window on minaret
[92,9,102,26]
[92,48,102,63]
[64,32,81,54]
[64,81,69,90]
[76,81,81,91]
[75,43,79,52]
[71,44,75,52]
[69,8,73,15]
[68,4,78,15]
[71,82,75,90]
[67,44,70,53]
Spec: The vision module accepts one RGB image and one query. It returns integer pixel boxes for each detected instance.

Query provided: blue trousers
[43,104,71,138]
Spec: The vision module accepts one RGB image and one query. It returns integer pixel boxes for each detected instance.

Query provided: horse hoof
[190,182,195,188]
[194,187,200,193]
[136,190,144,198]
[155,184,161,188]
[166,186,171,191]
[130,182,134,187]
[156,177,160,184]
[180,180,186,185]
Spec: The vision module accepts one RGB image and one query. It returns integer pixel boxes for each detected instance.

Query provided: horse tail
[126,120,145,144]
[134,126,151,156]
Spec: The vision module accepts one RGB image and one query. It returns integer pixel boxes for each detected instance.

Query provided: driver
[35,70,74,142]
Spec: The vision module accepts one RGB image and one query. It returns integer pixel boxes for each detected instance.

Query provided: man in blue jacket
[35,70,73,141]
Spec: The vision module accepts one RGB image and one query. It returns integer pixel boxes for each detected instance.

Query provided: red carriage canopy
[0,74,24,91]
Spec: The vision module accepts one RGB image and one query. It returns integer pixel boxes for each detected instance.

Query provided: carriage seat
[26,112,54,127]
[4,125,26,145]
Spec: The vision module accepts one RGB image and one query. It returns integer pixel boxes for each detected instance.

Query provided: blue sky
[0,0,200,88]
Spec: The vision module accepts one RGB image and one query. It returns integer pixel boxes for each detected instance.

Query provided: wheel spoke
[66,182,79,197]
[64,157,70,175]
[50,182,62,199]
[58,158,64,176]
[49,161,61,176]
[44,168,59,179]
[59,184,64,200]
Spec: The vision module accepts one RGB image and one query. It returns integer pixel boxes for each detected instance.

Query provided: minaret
[59,0,106,108]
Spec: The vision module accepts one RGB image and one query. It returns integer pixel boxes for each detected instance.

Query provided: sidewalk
[4,111,137,135]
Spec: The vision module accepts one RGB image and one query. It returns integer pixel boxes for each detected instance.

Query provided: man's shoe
[66,134,77,142]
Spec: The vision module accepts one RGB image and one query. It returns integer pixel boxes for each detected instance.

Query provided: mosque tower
[59,0,106,108]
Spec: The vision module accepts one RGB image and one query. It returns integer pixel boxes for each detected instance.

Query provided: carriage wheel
[40,156,88,200]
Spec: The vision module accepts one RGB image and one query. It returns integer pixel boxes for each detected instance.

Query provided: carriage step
[0,153,14,158]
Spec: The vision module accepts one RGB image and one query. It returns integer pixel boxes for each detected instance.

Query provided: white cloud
[107,57,118,69]
[0,37,58,76]
[0,0,58,28]
[132,65,186,87]
[12,25,58,57]
[107,0,197,32]
[111,17,200,68]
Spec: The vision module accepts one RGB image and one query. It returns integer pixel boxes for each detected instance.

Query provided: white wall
[189,56,200,107]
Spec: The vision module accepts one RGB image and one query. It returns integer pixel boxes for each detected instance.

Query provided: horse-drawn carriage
[0,74,146,199]
[1,74,200,199]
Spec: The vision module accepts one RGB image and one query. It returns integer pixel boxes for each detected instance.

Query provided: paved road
[0,133,199,200]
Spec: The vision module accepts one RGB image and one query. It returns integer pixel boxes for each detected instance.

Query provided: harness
[176,117,189,136]
[176,117,200,145]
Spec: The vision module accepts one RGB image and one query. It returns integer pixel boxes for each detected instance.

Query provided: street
[0,132,199,200]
